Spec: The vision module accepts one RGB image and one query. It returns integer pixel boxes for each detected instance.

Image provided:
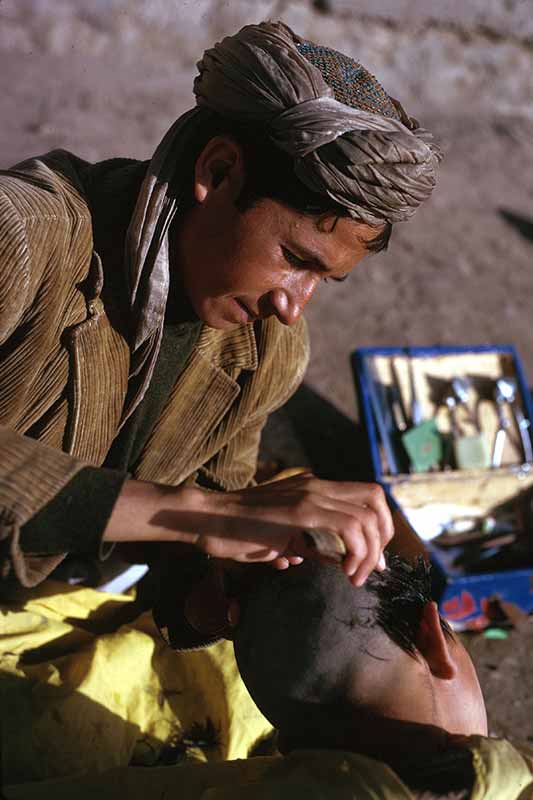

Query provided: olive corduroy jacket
[0,150,309,588]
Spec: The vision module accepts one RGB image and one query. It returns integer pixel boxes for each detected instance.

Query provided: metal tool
[443,393,459,468]
[366,358,399,474]
[442,379,490,470]
[390,358,409,431]
[496,377,533,463]
[445,394,459,437]
[407,355,424,427]
[492,383,511,467]
[451,376,479,431]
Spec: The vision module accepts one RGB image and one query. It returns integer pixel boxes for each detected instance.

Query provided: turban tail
[124,21,442,411]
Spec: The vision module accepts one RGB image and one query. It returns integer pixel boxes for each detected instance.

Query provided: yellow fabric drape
[2,582,533,798]
[0,580,271,784]
[6,740,533,800]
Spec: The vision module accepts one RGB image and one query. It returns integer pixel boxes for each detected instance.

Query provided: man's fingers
[349,507,383,585]
[292,481,393,548]
[297,497,387,582]
[286,555,304,566]
[340,483,393,546]
[297,479,394,545]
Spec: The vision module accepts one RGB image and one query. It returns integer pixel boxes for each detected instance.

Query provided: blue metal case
[352,344,533,629]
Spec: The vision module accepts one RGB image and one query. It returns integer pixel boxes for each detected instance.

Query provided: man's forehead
[285,212,375,270]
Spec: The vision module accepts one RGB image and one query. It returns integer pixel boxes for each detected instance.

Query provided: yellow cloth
[4,750,414,799]
[469,735,533,800]
[5,739,533,799]
[0,581,272,784]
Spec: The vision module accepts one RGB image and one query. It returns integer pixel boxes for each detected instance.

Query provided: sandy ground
[2,0,533,748]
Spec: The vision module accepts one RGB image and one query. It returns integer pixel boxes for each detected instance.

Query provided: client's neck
[279,712,459,767]
[279,716,473,796]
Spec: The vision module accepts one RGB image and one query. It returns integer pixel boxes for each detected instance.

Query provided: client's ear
[415,601,457,680]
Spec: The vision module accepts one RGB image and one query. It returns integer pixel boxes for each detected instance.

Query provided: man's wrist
[102,479,205,546]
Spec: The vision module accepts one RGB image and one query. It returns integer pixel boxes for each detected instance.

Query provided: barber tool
[443,392,459,468]
[492,382,512,467]
[400,354,442,473]
[445,394,460,438]
[451,377,478,429]
[496,377,533,463]
[303,528,347,563]
[388,382,407,434]
[387,360,412,472]
[390,358,409,432]
[365,357,399,474]
[446,376,491,469]
[407,355,423,427]
[434,513,517,548]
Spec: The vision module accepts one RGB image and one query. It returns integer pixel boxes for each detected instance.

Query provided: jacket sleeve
[0,178,36,341]
[0,177,88,587]
[19,465,127,556]
[0,427,87,586]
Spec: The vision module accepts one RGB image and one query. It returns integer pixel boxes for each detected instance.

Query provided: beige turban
[124,21,441,410]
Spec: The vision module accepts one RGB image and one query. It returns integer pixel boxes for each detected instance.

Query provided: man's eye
[281,246,306,268]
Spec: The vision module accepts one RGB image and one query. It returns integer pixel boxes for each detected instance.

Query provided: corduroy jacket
[0,150,309,588]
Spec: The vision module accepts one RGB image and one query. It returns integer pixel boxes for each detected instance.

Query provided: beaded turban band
[125,21,441,405]
[295,41,400,120]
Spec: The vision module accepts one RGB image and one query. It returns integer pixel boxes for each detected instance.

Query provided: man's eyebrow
[288,242,334,273]
[288,243,351,281]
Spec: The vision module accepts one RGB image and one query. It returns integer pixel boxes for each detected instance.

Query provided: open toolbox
[352,345,533,630]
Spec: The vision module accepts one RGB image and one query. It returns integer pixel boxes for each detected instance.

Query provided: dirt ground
[1,0,533,746]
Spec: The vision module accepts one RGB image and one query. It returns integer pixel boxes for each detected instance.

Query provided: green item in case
[454,433,491,470]
[401,419,443,472]
[483,628,508,640]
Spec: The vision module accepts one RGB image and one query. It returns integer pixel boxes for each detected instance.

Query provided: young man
[0,21,440,591]
[5,557,533,799]
[0,19,443,785]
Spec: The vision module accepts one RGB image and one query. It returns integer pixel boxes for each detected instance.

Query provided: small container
[352,344,533,630]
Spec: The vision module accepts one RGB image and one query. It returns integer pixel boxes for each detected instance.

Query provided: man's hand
[103,472,394,587]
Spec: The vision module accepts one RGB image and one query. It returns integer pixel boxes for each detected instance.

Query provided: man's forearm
[102,473,394,588]
[102,479,204,546]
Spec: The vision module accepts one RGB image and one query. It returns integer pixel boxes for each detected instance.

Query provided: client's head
[233,555,487,760]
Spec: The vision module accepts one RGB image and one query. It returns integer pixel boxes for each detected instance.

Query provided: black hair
[366,554,453,657]
[174,110,392,254]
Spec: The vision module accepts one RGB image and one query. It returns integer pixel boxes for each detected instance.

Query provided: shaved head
[234,556,433,730]
[233,555,485,749]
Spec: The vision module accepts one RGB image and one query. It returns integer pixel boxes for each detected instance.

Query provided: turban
[124,21,441,410]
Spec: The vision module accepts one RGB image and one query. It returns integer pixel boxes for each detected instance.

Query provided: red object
[442,590,477,620]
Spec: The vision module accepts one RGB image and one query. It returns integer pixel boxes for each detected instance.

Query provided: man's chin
[195,299,260,330]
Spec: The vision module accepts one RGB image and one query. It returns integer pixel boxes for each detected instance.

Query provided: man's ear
[194,136,245,204]
[415,601,457,680]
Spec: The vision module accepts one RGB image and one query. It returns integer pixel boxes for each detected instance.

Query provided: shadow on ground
[259,383,374,481]
[499,208,533,245]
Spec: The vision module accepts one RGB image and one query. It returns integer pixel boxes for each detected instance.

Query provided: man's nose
[267,276,320,326]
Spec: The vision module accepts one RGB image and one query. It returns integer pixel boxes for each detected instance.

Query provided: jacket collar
[196,322,258,371]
